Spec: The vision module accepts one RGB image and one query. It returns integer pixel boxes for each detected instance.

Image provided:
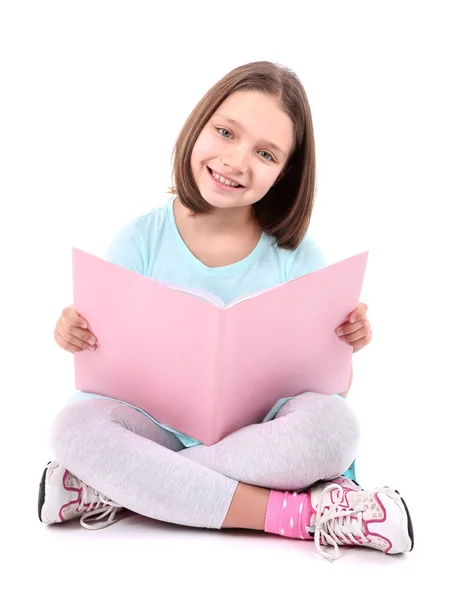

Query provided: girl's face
[190,90,295,211]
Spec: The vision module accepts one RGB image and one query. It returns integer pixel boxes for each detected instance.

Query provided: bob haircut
[170,61,316,250]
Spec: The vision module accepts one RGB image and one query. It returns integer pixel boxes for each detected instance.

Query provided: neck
[174,197,261,237]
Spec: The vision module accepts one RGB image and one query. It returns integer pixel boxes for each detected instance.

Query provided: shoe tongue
[341,513,364,536]
[333,477,360,491]
[88,489,109,506]
[309,503,362,536]
[311,478,358,509]
[80,482,109,508]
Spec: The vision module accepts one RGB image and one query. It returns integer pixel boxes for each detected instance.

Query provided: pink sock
[264,490,314,540]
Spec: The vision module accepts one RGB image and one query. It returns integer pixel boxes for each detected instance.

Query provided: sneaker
[38,460,123,530]
[308,476,414,561]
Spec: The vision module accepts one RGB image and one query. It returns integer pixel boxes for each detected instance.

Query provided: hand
[335,302,372,353]
[54,305,98,353]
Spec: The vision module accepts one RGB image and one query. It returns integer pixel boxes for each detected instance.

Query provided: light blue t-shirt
[106,197,329,305]
[70,197,356,480]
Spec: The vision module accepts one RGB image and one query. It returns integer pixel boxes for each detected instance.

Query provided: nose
[222,147,249,174]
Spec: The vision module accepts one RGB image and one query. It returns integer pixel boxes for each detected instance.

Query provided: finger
[336,320,365,336]
[342,324,372,344]
[55,329,97,352]
[62,306,88,329]
[65,322,97,344]
[55,330,84,353]
[61,312,96,344]
[349,302,368,324]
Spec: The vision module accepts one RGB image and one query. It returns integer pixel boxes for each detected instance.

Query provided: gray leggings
[49,392,360,529]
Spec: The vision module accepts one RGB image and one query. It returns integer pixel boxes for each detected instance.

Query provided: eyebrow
[213,114,286,157]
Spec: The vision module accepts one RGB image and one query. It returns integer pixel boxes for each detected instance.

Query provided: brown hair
[170,61,316,250]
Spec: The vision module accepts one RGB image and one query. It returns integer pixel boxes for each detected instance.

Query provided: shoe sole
[395,489,415,551]
[38,461,51,523]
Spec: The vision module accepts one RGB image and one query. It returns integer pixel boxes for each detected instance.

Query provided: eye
[258,150,274,162]
[215,127,276,162]
[216,127,233,139]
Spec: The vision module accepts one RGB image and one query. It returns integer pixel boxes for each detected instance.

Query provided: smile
[207,167,244,189]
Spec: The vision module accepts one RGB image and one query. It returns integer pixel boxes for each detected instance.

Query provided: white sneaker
[38,460,123,530]
[308,476,414,562]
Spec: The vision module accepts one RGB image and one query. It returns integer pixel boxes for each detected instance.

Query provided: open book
[72,247,369,445]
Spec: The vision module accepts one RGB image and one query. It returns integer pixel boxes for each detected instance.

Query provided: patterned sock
[264,490,314,540]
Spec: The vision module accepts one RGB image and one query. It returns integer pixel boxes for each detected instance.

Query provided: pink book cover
[73,247,369,445]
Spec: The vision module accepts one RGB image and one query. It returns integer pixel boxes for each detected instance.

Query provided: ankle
[222,482,270,530]
[264,489,314,540]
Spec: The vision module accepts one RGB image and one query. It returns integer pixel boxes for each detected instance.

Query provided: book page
[225,282,285,309]
[160,281,225,309]
[212,250,369,442]
[72,247,222,445]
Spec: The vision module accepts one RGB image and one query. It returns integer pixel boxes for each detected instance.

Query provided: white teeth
[211,169,239,187]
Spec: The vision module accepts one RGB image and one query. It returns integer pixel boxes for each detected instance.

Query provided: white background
[1,0,456,597]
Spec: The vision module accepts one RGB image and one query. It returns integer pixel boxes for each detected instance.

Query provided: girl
[39,61,414,562]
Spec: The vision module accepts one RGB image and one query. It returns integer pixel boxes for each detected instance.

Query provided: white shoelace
[77,482,123,530]
[314,483,369,562]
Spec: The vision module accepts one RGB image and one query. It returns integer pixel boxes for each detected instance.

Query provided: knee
[322,395,360,473]
[294,393,361,479]
[49,398,113,459]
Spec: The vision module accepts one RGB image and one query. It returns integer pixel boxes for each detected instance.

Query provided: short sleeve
[105,218,145,275]
[286,232,328,280]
